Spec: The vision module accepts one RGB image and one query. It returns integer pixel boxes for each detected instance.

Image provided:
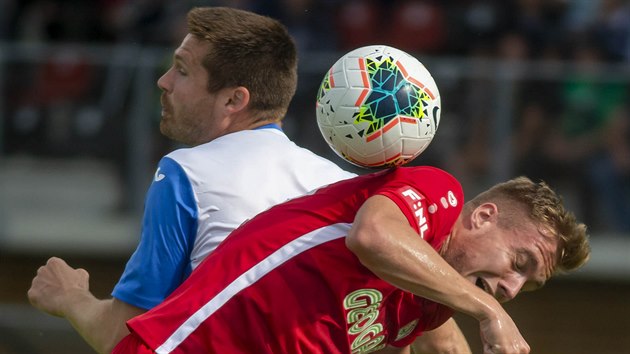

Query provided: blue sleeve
[112,156,197,310]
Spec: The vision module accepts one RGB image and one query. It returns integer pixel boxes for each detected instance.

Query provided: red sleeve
[376,167,463,249]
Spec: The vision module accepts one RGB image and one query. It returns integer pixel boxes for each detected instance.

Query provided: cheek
[450,244,509,275]
[172,91,205,121]
[443,245,473,274]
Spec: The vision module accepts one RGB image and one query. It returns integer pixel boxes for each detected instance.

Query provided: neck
[439,233,452,257]
[249,119,282,130]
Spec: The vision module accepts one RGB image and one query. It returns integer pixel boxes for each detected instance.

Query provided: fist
[27,257,90,317]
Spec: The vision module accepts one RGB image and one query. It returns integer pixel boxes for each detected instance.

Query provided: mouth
[160,96,170,117]
[160,105,172,120]
[475,277,492,295]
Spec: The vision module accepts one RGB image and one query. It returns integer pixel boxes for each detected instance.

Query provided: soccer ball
[316,45,441,168]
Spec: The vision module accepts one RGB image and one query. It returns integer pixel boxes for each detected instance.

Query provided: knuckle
[36,265,47,275]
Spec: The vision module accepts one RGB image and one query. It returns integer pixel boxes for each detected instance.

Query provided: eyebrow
[519,248,539,269]
[518,248,546,289]
[174,53,186,64]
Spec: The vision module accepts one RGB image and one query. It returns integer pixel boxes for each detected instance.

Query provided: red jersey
[124,166,464,354]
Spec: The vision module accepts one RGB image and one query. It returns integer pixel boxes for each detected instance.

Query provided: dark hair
[187,7,298,121]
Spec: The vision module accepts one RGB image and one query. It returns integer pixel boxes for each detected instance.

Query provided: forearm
[348,196,530,352]
[28,258,144,353]
[347,196,502,322]
[62,295,130,354]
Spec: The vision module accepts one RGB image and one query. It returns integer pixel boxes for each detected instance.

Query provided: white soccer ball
[316,45,441,168]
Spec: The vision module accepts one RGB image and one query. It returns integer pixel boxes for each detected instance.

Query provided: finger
[76,268,90,281]
[27,283,41,305]
[47,256,68,267]
[36,264,47,276]
[483,344,530,354]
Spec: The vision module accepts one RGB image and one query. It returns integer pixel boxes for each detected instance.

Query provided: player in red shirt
[113,166,590,354]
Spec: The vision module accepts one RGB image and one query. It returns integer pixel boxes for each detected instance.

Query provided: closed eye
[515,249,546,293]
[515,249,537,273]
[173,54,188,76]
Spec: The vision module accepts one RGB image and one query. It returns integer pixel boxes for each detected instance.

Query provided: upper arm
[112,157,198,309]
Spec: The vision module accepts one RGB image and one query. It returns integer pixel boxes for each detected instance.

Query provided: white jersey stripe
[155,222,352,354]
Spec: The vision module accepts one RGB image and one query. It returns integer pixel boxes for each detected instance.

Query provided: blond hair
[466,176,590,273]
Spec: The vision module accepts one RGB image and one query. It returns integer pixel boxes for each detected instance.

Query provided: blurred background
[0,0,629,353]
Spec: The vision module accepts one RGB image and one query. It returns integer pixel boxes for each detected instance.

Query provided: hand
[411,317,471,354]
[27,257,90,317]
[479,309,530,354]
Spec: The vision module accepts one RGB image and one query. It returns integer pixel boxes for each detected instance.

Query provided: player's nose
[498,274,526,303]
[157,68,173,92]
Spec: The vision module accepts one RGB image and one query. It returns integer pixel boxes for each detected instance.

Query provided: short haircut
[465,176,590,273]
[187,7,298,122]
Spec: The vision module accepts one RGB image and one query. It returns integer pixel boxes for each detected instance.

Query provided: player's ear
[470,203,498,230]
[225,86,250,114]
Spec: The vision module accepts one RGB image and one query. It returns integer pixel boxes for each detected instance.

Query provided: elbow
[346,219,385,261]
[346,195,402,267]
[345,227,365,256]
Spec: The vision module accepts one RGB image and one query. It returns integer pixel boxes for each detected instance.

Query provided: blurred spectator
[334,0,381,50]
[2,0,629,234]
[99,0,189,45]
[6,49,103,156]
[0,0,18,39]
[447,0,516,56]
[514,0,567,58]
[386,0,447,54]
[255,0,339,52]
[13,0,64,43]
[544,36,630,233]
[447,30,533,195]
[12,0,105,43]
[592,0,630,62]
[563,0,601,33]
[511,28,565,179]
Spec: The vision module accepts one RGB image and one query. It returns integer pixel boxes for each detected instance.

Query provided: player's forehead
[174,34,208,65]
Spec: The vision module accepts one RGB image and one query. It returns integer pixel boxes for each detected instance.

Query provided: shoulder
[374,166,463,240]
[391,166,463,206]
[163,129,297,166]
[391,166,462,198]
[376,166,462,197]
[391,166,459,184]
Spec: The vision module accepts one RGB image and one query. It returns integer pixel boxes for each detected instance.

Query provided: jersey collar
[253,123,282,131]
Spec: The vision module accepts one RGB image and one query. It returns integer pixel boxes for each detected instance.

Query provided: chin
[159,118,173,131]
[159,124,179,142]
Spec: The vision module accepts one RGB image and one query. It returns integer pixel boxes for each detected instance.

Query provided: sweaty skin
[347,195,533,354]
